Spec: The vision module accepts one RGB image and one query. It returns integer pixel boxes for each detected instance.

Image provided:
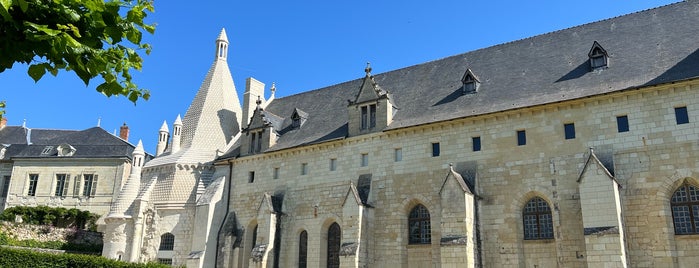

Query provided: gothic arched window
[523,197,554,240]
[299,230,308,268]
[671,182,699,234]
[159,233,175,250]
[327,223,341,268]
[408,204,431,244]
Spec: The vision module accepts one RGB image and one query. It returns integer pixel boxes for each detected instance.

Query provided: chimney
[119,123,129,141]
[0,117,6,130]
[242,77,265,128]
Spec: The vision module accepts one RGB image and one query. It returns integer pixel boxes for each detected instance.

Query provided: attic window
[291,108,308,129]
[41,146,53,155]
[588,41,608,70]
[461,69,480,94]
[56,143,76,156]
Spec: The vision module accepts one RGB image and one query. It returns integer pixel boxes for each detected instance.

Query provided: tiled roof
[0,126,138,159]
[223,1,699,156]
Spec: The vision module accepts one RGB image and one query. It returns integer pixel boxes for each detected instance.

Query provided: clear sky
[0,0,679,153]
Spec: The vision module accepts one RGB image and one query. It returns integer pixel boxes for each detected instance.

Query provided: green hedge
[0,247,170,268]
[1,206,99,230]
[0,232,102,253]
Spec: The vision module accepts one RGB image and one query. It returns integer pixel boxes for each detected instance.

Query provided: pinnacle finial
[270,82,276,93]
[365,62,372,75]
[216,28,228,42]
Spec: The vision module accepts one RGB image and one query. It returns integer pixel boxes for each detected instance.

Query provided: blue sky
[0,1,679,153]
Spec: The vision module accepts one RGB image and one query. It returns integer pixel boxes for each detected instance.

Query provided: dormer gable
[290,108,308,129]
[242,98,282,155]
[588,41,609,70]
[348,63,396,136]
[56,143,76,156]
[461,69,481,94]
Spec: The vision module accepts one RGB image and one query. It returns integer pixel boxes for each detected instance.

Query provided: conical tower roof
[180,28,242,151]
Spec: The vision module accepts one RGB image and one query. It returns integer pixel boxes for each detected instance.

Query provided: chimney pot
[119,122,129,141]
[0,117,6,129]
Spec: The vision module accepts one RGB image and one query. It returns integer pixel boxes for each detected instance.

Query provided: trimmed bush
[1,206,99,230]
[0,247,170,268]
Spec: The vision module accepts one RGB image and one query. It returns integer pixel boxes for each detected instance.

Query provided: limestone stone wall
[222,80,699,267]
[4,159,129,220]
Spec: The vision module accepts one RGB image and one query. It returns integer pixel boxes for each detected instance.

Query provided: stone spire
[106,140,144,218]
[171,115,183,153]
[155,120,169,156]
[215,28,228,60]
[180,29,242,151]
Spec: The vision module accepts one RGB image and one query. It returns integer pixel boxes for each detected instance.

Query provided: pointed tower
[103,140,145,261]
[171,115,183,153]
[156,121,169,156]
[180,28,243,152]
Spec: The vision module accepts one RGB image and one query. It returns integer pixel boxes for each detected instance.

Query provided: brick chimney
[0,117,6,130]
[119,122,129,141]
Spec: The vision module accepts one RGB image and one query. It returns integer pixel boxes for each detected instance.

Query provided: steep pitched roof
[180,28,242,152]
[1,126,138,159]
[222,1,699,156]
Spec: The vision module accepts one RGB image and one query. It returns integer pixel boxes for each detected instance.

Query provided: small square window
[675,106,689,125]
[329,159,337,171]
[361,154,369,167]
[394,148,402,162]
[301,163,308,175]
[616,115,629,133]
[431,143,440,157]
[472,137,481,152]
[517,130,526,146]
[273,168,279,180]
[248,171,255,183]
[564,123,575,140]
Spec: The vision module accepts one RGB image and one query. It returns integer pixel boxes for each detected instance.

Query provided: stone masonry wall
[224,80,699,267]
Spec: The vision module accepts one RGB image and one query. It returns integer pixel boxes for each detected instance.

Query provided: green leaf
[28,64,47,82]
[16,0,27,13]
[0,0,12,21]
[24,22,61,36]
[126,28,142,44]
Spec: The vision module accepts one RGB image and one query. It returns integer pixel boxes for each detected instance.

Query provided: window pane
[564,123,575,139]
[675,106,689,125]
[472,137,481,152]
[517,130,526,146]
[432,143,440,157]
[616,115,629,133]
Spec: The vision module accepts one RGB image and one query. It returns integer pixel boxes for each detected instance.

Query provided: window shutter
[73,174,81,197]
[63,175,71,197]
[90,175,98,197]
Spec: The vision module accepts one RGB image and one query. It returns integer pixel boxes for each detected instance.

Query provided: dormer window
[56,143,76,156]
[292,116,301,128]
[249,130,263,154]
[588,41,608,70]
[360,104,376,130]
[461,69,480,94]
[41,146,53,155]
[290,108,308,129]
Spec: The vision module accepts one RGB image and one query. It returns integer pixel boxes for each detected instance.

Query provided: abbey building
[103,1,699,267]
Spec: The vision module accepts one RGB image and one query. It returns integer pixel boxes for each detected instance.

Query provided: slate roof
[221,1,699,156]
[0,126,139,159]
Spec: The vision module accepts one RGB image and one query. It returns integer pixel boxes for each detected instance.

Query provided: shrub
[0,247,170,268]
[1,206,99,230]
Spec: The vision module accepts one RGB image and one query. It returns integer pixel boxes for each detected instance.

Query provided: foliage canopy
[0,0,155,103]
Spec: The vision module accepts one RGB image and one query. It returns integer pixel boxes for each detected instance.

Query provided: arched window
[671,182,699,234]
[251,224,258,250]
[327,223,341,268]
[298,230,308,268]
[408,204,431,244]
[159,233,175,250]
[523,197,554,240]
